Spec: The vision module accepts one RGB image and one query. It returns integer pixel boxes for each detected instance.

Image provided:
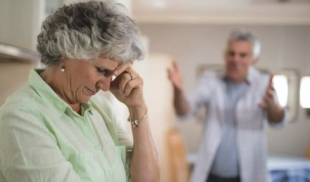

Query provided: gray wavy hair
[37,1,145,66]
[228,29,261,59]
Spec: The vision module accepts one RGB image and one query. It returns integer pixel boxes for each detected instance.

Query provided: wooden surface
[167,128,190,182]
[0,61,32,106]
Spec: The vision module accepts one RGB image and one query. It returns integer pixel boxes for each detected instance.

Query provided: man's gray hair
[37,1,145,66]
[228,29,261,59]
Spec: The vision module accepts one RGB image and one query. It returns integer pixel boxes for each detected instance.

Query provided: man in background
[168,29,288,182]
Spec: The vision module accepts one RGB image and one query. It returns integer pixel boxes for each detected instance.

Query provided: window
[274,70,299,122]
[273,75,288,107]
[300,76,310,108]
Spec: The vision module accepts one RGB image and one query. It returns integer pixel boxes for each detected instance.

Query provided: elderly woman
[0,1,159,182]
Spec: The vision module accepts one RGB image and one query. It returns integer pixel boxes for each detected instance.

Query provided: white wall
[0,0,44,50]
[0,0,10,44]
[0,0,44,107]
[138,24,310,157]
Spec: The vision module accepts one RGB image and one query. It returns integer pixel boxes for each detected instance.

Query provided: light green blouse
[0,69,133,182]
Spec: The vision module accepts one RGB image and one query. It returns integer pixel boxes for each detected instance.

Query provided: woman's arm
[110,62,160,182]
[128,105,160,182]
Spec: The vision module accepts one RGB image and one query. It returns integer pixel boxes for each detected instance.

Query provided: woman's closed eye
[96,67,110,76]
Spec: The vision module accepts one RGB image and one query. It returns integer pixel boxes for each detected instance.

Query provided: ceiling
[131,0,310,24]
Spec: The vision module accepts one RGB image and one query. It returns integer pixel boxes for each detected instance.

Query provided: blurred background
[1,0,310,181]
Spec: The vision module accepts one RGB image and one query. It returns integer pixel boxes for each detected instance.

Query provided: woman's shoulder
[0,93,42,131]
[0,84,41,113]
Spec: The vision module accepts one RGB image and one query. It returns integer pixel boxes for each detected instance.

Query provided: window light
[273,75,288,107]
[300,76,310,108]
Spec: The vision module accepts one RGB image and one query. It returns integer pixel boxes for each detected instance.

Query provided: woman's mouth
[86,87,96,95]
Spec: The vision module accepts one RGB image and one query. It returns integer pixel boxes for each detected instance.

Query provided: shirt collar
[222,67,257,85]
[28,69,93,117]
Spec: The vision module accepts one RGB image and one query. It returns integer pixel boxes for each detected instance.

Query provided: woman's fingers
[116,69,141,96]
[113,61,133,76]
[119,72,133,93]
[124,77,143,96]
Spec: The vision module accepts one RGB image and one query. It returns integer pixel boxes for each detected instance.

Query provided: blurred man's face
[225,40,256,83]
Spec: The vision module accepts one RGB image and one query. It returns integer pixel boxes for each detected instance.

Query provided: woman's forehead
[95,57,121,69]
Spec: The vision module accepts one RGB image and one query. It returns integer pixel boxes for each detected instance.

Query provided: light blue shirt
[210,79,248,177]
